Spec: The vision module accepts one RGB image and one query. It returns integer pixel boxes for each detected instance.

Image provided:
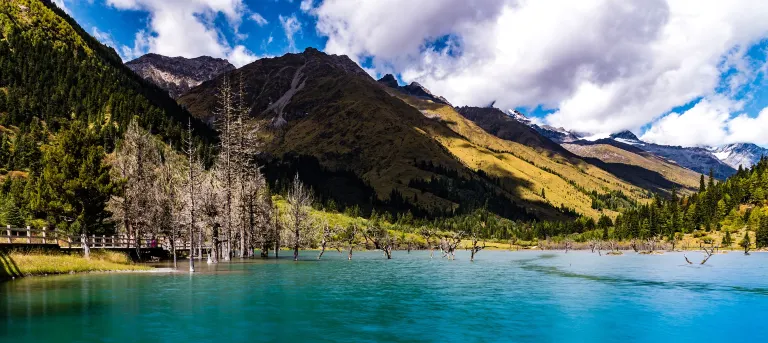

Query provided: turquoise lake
[2,250,767,342]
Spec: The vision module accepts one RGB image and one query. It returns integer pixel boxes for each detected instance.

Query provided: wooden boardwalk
[0,225,201,252]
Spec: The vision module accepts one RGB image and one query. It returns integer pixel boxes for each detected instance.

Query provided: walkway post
[26,226,31,244]
[6,225,10,243]
[42,227,46,244]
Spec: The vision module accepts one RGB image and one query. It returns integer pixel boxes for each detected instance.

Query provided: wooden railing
[0,225,202,251]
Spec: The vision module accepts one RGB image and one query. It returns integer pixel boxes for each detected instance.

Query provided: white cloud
[642,98,768,146]
[279,14,302,52]
[52,0,70,13]
[105,0,259,67]
[311,0,768,140]
[300,0,314,12]
[92,27,147,61]
[250,12,269,26]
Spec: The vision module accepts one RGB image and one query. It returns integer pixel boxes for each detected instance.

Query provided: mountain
[0,0,214,150]
[0,0,215,232]
[452,107,700,194]
[454,106,576,156]
[609,130,640,142]
[376,74,452,106]
[126,53,235,99]
[562,139,703,192]
[179,48,669,219]
[594,132,736,179]
[710,143,768,170]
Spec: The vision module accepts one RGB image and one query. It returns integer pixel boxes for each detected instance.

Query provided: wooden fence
[0,225,198,251]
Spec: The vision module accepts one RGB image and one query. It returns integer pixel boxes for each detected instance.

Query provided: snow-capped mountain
[709,143,768,170]
[601,131,736,179]
[504,109,739,179]
[505,110,583,143]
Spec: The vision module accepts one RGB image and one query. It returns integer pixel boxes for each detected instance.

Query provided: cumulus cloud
[106,0,259,66]
[279,14,302,52]
[641,98,768,146]
[250,12,269,26]
[299,0,314,13]
[311,0,768,144]
[92,27,148,61]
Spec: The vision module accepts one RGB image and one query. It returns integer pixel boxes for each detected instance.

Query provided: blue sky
[62,0,326,63]
[55,0,768,147]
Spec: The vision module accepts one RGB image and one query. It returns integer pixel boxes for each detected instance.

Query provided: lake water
[2,250,767,342]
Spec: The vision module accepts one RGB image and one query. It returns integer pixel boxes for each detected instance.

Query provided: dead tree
[469,234,485,262]
[345,223,358,260]
[441,232,463,260]
[200,175,221,263]
[183,119,200,272]
[589,240,598,253]
[700,246,715,265]
[364,223,395,259]
[420,227,436,258]
[564,239,573,253]
[646,237,658,253]
[108,121,159,261]
[630,239,639,252]
[317,222,336,260]
[684,254,693,264]
[286,174,313,261]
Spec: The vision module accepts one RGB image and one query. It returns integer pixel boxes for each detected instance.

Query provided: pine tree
[722,230,732,246]
[37,121,117,258]
[756,215,768,249]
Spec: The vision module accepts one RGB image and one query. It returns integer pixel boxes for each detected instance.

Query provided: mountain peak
[126,53,235,98]
[610,130,640,141]
[377,74,399,88]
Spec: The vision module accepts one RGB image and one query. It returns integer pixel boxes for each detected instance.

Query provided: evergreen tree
[722,230,732,246]
[756,215,768,249]
[36,121,117,258]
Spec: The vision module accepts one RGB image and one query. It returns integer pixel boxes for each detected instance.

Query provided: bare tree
[700,245,715,265]
[441,232,463,260]
[469,221,486,262]
[213,75,238,261]
[317,222,338,260]
[155,158,182,269]
[182,119,200,272]
[564,239,573,253]
[286,174,313,261]
[420,227,436,258]
[345,222,358,260]
[200,174,221,263]
[364,222,395,259]
[108,121,160,261]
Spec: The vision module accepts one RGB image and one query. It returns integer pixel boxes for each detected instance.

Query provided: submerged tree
[286,174,313,261]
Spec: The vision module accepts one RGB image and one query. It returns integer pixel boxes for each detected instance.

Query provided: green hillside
[0,0,214,232]
[615,158,768,250]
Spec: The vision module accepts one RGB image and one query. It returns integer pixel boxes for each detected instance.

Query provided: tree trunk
[81,233,91,259]
[171,236,177,269]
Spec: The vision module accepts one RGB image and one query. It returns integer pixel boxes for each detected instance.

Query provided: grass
[1,249,148,278]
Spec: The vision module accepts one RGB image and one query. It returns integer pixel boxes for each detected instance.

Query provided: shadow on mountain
[581,157,683,195]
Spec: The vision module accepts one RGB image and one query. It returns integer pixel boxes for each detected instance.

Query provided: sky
[54,0,768,148]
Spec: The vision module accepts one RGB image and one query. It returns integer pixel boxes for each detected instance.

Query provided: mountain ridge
[126,53,235,99]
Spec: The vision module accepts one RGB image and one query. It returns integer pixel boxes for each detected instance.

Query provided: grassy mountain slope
[179,49,670,219]
[562,140,703,193]
[180,49,572,220]
[389,92,652,217]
